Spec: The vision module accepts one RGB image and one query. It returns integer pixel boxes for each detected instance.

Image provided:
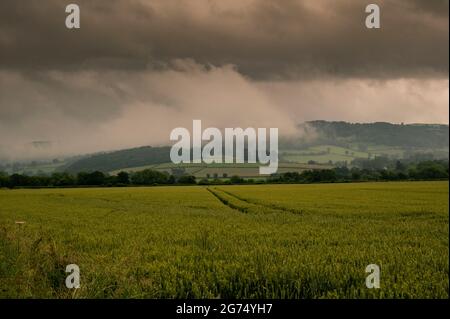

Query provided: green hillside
[62,146,171,173]
[40,121,449,174]
[305,121,449,148]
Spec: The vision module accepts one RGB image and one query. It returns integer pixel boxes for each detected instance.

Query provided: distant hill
[305,121,449,148]
[62,146,171,173]
[60,121,449,173]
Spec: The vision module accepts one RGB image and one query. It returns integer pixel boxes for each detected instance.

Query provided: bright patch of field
[366,145,405,157]
[281,144,409,163]
[0,181,448,298]
[281,145,370,164]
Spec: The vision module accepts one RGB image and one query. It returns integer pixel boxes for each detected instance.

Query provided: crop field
[0,181,448,298]
[280,145,408,164]
[281,145,372,164]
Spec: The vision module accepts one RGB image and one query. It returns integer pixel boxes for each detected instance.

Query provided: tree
[230,175,244,184]
[415,161,448,179]
[168,175,176,184]
[77,171,106,185]
[395,160,406,172]
[9,174,29,187]
[0,171,9,188]
[51,172,76,186]
[198,178,210,185]
[131,169,169,185]
[117,171,130,184]
[351,170,361,181]
[177,175,196,184]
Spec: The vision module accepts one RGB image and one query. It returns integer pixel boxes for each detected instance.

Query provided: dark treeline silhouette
[63,146,172,173]
[0,169,189,188]
[269,160,448,184]
[0,160,447,188]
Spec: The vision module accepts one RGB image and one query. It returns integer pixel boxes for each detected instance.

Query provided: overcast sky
[0,0,448,159]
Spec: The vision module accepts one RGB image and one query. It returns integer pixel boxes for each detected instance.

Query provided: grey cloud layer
[0,1,448,159]
[0,0,448,79]
[0,64,447,159]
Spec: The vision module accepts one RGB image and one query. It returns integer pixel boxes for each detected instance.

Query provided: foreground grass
[0,181,448,298]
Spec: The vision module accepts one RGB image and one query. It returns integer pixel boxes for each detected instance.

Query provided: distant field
[281,144,449,164]
[281,145,374,164]
[0,181,448,298]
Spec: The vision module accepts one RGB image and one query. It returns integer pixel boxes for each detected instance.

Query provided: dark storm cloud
[0,1,448,160]
[0,0,448,79]
[409,0,449,17]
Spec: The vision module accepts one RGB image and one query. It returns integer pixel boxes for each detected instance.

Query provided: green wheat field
[0,181,448,298]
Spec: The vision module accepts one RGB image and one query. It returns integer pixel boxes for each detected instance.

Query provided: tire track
[215,188,305,215]
[206,187,249,213]
[206,187,302,215]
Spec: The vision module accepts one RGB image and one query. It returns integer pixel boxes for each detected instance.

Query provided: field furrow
[215,188,305,215]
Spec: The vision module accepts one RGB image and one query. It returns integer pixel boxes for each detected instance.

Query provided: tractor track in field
[206,187,249,213]
[216,188,305,215]
[206,187,304,215]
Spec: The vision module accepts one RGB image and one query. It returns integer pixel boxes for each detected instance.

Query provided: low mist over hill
[280,121,449,149]
[52,121,449,174]
[62,146,172,174]
[310,121,448,148]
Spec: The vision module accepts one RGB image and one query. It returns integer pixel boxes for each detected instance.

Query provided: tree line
[269,160,448,184]
[0,169,197,188]
[0,160,447,188]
